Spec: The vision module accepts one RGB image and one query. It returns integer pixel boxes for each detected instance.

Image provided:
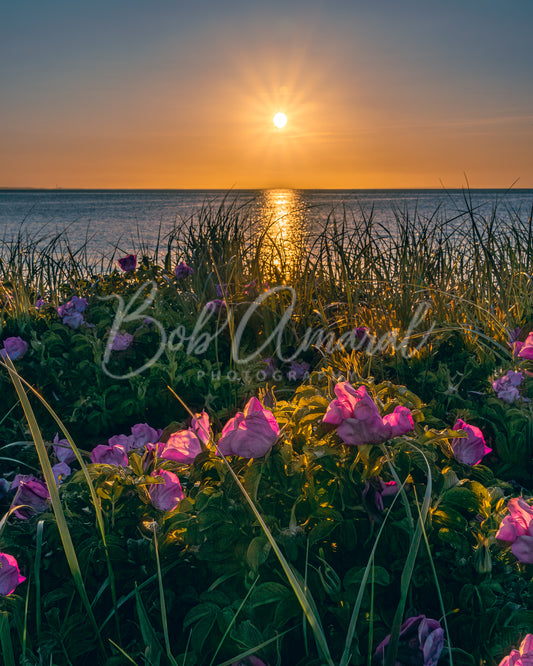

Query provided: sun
[273,112,287,129]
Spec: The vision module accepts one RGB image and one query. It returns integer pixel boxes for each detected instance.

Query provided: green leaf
[230,620,264,652]
[344,565,391,588]
[246,536,271,572]
[437,528,470,553]
[134,587,163,666]
[442,486,481,514]
[183,602,220,630]
[431,508,468,530]
[249,582,291,609]
[308,520,338,545]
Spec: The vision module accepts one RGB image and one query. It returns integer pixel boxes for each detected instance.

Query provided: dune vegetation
[0,196,533,665]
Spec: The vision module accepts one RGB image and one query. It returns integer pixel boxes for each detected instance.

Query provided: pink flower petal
[511,535,533,564]
[158,430,202,463]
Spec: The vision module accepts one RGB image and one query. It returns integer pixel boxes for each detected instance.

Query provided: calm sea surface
[1,189,532,259]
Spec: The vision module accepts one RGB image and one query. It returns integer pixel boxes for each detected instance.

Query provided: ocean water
[0,188,532,259]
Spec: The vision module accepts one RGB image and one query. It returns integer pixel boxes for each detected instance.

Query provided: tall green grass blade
[3,356,106,658]
[22,575,30,660]
[134,584,163,665]
[0,611,16,666]
[367,562,375,666]
[182,629,192,666]
[0,506,28,539]
[1,358,121,641]
[151,523,179,666]
[209,575,260,666]
[382,451,414,533]
[216,627,296,666]
[34,519,44,644]
[413,488,454,666]
[0,457,39,472]
[99,561,181,632]
[384,443,433,666]
[339,480,405,666]
[108,639,140,665]
[302,538,310,658]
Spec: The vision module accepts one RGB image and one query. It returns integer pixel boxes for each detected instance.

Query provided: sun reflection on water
[254,189,310,277]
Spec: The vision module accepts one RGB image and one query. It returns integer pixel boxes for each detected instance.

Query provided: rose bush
[1,372,529,664]
[0,245,532,663]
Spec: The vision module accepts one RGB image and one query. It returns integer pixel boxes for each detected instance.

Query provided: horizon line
[1,185,532,192]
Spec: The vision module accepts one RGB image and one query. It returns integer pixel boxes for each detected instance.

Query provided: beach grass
[0,194,532,664]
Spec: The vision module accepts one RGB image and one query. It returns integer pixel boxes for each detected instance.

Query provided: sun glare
[273,112,287,128]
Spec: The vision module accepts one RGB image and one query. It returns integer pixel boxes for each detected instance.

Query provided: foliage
[1,370,532,664]
[1,195,533,663]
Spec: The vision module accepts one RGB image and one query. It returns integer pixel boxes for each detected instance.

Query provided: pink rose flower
[374,615,444,666]
[53,433,76,464]
[362,477,399,514]
[149,469,184,511]
[215,283,228,298]
[1,336,28,360]
[518,333,533,360]
[130,423,162,449]
[57,297,87,327]
[493,370,524,403]
[0,553,26,596]
[108,433,135,452]
[286,360,310,381]
[174,261,193,279]
[109,331,133,351]
[158,429,203,463]
[231,657,267,666]
[323,381,361,425]
[496,497,533,564]
[118,254,137,272]
[91,444,128,466]
[451,419,492,465]
[323,383,414,446]
[205,299,226,314]
[70,296,88,312]
[383,405,416,437]
[499,634,533,666]
[191,411,210,445]
[158,412,209,463]
[61,311,85,329]
[11,475,50,519]
[52,462,71,484]
[217,397,279,458]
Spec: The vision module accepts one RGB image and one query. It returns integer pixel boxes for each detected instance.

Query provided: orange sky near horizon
[1,1,532,190]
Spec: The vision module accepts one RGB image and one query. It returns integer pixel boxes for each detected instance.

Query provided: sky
[1,0,532,189]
